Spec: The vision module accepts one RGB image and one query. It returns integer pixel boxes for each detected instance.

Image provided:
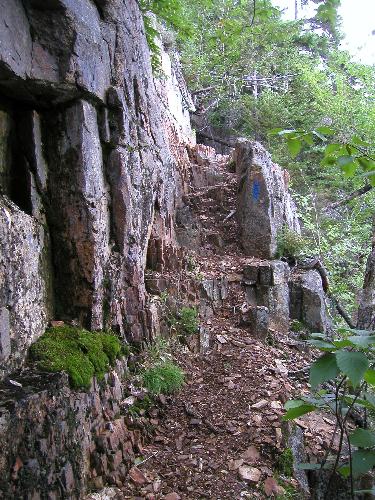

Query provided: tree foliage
[284,327,375,496]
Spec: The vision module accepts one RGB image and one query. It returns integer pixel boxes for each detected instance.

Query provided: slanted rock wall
[0,0,194,377]
[289,269,329,333]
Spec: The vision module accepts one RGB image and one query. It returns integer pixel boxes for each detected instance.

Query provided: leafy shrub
[140,0,191,72]
[283,327,375,496]
[29,326,122,390]
[276,226,307,259]
[141,361,184,395]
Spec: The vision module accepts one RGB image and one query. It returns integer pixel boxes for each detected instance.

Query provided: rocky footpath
[111,143,335,499]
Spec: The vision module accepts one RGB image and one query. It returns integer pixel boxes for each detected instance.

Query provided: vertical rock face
[0,361,142,498]
[235,140,300,259]
[0,198,52,377]
[0,0,193,376]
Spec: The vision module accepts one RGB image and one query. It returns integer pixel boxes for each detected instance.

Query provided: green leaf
[287,138,302,158]
[342,161,358,178]
[296,463,322,470]
[347,335,375,348]
[338,328,374,336]
[364,369,375,386]
[302,133,314,145]
[332,339,354,349]
[337,155,355,167]
[310,332,326,339]
[344,394,375,411]
[324,143,342,155]
[358,157,375,171]
[338,465,351,478]
[335,350,369,388]
[352,450,375,477]
[309,353,339,389]
[351,136,371,147]
[349,429,375,448]
[316,126,334,135]
[307,339,336,350]
[283,404,316,421]
[363,392,375,408]
[285,399,306,410]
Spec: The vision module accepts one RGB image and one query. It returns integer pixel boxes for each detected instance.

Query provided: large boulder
[235,140,300,259]
[243,260,290,332]
[289,269,329,333]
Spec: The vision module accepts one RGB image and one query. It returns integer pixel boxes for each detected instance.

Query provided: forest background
[141,0,375,322]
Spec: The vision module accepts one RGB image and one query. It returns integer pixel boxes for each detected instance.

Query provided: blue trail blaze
[252,180,260,201]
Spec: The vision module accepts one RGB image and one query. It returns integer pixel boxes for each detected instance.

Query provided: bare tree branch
[325,185,372,211]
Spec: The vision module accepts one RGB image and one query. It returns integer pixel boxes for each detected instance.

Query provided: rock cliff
[0,0,194,378]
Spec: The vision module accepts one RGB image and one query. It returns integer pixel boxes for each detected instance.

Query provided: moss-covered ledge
[29,325,123,389]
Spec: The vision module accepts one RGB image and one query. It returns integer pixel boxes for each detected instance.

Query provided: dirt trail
[120,146,329,499]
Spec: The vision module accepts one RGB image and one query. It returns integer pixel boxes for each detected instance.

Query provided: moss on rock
[29,325,122,390]
[277,447,294,477]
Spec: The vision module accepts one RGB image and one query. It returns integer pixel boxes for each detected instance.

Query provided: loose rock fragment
[238,466,262,483]
[129,466,147,486]
[241,446,260,463]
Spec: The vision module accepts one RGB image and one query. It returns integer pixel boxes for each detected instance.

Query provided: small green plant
[140,0,191,72]
[290,319,305,333]
[144,337,170,363]
[29,326,122,390]
[276,226,307,259]
[128,395,153,417]
[160,290,169,304]
[277,448,294,477]
[141,361,184,395]
[178,307,199,336]
[283,327,375,498]
[187,255,197,272]
[275,477,299,500]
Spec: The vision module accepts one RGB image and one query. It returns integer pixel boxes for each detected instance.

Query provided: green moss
[290,319,304,333]
[277,448,294,477]
[29,326,122,390]
[141,361,184,395]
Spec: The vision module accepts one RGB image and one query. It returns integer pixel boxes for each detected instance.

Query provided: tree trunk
[357,217,375,330]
